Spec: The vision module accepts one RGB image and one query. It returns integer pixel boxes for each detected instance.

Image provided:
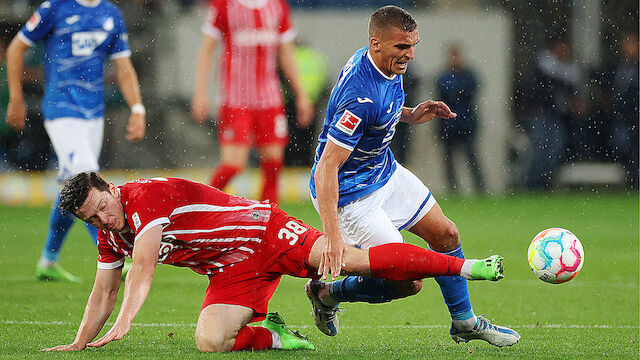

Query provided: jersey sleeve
[278,0,295,43]
[108,7,131,59]
[327,97,375,151]
[202,0,226,39]
[19,1,56,47]
[97,230,125,269]
[125,181,179,241]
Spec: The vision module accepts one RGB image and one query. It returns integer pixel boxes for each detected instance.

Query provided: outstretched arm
[5,35,30,131]
[277,41,313,128]
[87,225,162,348]
[113,56,145,142]
[191,34,218,124]
[314,140,352,280]
[400,100,457,125]
[42,267,123,351]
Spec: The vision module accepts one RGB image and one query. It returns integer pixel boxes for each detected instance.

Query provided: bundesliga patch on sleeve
[25,11,41,32]
[336,110,362,136]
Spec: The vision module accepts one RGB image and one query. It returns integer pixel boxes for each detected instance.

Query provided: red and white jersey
[202,0,295,109]
[96,178,272,275]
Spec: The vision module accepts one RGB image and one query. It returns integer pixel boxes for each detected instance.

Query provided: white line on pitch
[1,320,638,329]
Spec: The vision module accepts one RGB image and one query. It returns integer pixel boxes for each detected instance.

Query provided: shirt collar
[75,0,102,8]
[367,50,397,81]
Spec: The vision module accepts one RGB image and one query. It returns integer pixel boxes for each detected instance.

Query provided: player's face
[76,184,126,232]
[370,27,420,76]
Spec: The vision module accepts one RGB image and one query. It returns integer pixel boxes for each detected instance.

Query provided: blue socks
[432,245,475,322]
[41,194,98,263]
[329,276,402,304]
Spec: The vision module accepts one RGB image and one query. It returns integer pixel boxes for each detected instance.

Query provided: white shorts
[44,118,104,183]
[312,162,437,249]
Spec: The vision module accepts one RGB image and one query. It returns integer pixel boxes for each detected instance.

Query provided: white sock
[460,259,476,280]
[39,257,55,268]
[269,330,282,349]
[452,316,478,331]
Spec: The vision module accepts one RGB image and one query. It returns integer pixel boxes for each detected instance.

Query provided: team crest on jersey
[103,17,114,31]
[25,11,41,32]
[336,110,362,136]
[131,212,141,230]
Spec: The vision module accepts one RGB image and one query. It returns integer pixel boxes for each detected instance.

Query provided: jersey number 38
[278,220,308,245]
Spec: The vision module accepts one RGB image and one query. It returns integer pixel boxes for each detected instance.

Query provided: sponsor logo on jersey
[234,29,278,46]
[132,212,141,230]
[26,11,41,32]
[336,110,362,136]
[71,31,108,56]
[65,15,80,24]
[357,97,373,104]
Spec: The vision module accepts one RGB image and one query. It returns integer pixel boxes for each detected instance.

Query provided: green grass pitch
[1,191,638,359]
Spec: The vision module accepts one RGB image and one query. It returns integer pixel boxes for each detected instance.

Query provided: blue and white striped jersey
[310,47,404,207]
[19,0,130,121]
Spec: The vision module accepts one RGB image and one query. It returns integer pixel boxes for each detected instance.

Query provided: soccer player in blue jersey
[306,5,520,347]
[6,0,146,282]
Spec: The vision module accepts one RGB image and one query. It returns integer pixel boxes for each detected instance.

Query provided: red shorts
[201,206,322,322]
[217,105,289,147]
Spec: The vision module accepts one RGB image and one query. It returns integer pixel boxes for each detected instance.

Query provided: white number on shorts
[277,220,308,245]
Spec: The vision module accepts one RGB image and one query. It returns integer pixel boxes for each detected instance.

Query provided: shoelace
[476,316,498,332]
[319,305,344,322]
[292,330,310,340]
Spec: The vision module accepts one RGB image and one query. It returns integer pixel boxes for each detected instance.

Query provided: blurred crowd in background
[0,0,637,191]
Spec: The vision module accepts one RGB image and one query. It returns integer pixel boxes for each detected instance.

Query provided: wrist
[130,103,145,115]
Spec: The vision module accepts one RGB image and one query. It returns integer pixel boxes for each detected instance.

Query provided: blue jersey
[310,47,404,207]
[19,0,130,121]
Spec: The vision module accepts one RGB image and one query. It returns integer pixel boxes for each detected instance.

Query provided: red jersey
[202,0,294,109]
[96,178,273,275]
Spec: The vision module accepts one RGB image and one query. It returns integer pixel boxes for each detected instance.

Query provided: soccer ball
[527,228,584,284]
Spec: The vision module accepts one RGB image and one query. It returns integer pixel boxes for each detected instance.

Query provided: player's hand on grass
[190,95,211,125]
[87,321,131,348]
[318,233,346,281]
[126,113,146,142]
[410,100,457,124]
[41,342,86,351]
[6,98,26,131]
[295,94,314,128]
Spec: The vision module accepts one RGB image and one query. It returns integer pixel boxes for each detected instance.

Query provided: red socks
[260,158,282,203]
[210,164,241,189]
[210,159,281,202]
[231,326,273,351]
[368,243,464,280]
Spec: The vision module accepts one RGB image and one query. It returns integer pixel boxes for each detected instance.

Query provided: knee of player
[446,222,460,243]
[195,330,234,353]
[438,222,460,249]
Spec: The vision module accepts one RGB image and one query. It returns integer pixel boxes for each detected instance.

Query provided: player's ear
[108,183,118,197]
[369,36,381,52]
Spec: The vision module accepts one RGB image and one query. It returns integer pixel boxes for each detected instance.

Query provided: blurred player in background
[6,0,146,282]
[307,5,519,347]
[191,0,313,203]
[435,44,485,193]
[43,172,505,352]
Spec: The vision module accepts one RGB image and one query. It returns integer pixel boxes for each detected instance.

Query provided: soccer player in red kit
[43,172,505,353]
[191,0,313,203]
